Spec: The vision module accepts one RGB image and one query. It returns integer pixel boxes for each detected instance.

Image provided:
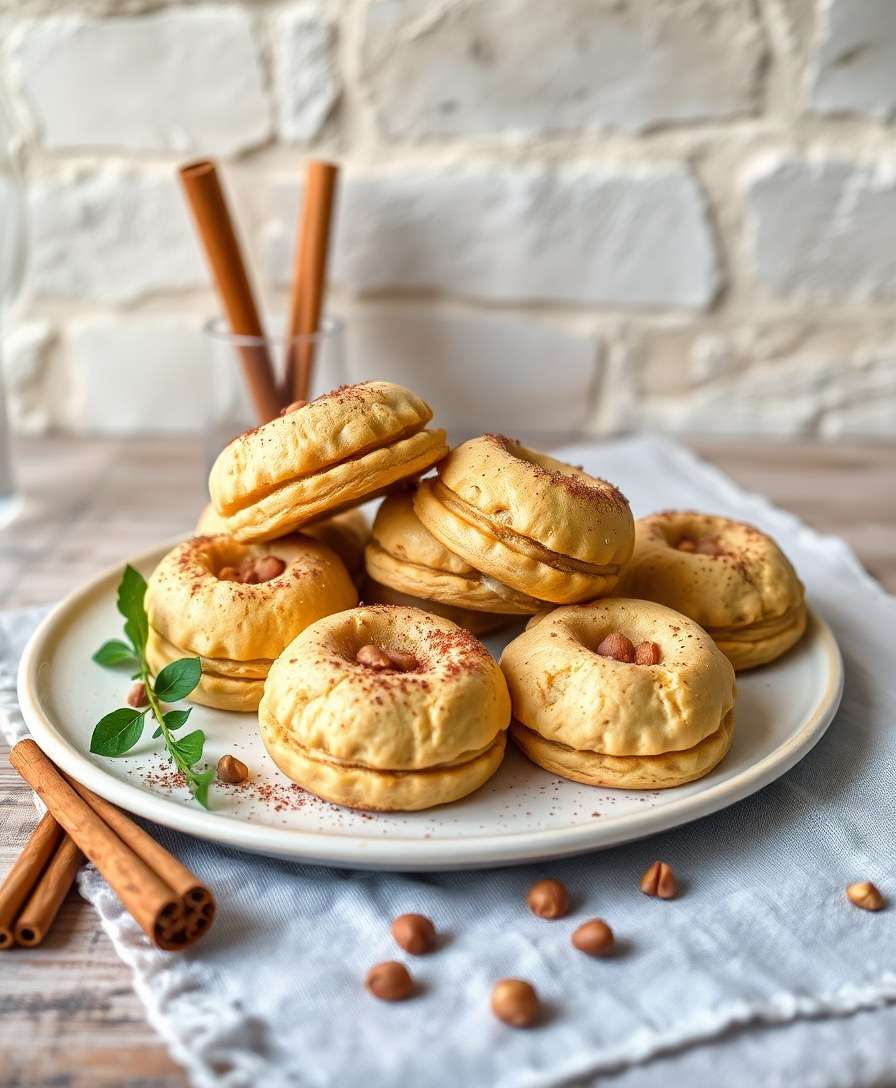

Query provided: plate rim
[16,541,844,871]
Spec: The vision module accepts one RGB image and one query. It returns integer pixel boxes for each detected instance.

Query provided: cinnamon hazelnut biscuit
[197,502,369,581]
[259,605,511,810]
[617,511,807,670]
[145,535,357,711]
[209,382,448,543]
[414,435,634,605]
[365,492,542,622]
[501,599,736,789]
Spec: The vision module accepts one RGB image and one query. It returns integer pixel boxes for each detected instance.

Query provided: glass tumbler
[0,93,26,526]
[202,315,347,474]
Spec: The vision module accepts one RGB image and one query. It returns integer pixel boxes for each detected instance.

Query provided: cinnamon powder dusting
[137,760,379,818]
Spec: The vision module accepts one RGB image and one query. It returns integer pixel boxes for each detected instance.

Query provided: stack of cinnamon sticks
[180,157,339,424]
[1,740,214,951]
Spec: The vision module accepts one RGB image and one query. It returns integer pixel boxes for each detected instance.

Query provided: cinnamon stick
[63,773,215,942]
[179,159,281,424]
[14,835,82,947]
[10,740,190,951]
[285,160,339,403]
[0,811,63,950]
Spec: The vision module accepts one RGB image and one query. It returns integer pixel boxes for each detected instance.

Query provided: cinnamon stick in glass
[9,740,210,951]
[14,835,82,947]
[179,159,281,424]
[285,160,339,403]
[0,811,63,950]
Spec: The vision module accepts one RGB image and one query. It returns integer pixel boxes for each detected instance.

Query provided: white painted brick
[265,167,720,308]
[70,319,208,433]
[808,0,896,120]
[345,306,599,436]
[272,5,339,142]
[28,170,205,302]
[361,0,764,138]
[630,322,896,436]
[638,354,896,436]
[9,9,271,153]
[746,155,896,300]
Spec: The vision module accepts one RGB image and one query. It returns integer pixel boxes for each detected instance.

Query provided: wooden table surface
[1,435,894,1088]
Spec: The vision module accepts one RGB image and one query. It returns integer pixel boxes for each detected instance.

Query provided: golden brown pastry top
[145,534,357,663]
[436,435,634,568]
[617,511,804,632]
[501,598,735,757]
[209,381,437,516]
[260,605,510,771]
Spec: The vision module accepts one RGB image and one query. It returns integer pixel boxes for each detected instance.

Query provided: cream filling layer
[151,627,271,681]
[225,421,430,515]
[514,709,734,762]
[369,540,543,611]
[273,729,504,777]
[432,481,620,578]
[707,600,805,644]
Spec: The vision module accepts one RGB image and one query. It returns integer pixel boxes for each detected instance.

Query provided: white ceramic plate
[18,543,843,871]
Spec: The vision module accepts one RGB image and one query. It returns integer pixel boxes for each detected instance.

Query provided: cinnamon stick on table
[0,811,63,949]
[179,159,281,424]
[10,740,214,951]
[14,835,82,947]
[63,771,213,934]
[284,160,339,404]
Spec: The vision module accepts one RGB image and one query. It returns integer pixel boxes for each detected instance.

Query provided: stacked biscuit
[145,380,807,811]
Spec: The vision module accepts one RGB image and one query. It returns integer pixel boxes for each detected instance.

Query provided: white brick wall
[1,0,894,437]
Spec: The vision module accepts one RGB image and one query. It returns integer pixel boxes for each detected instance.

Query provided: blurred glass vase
[0,95,26,526]
[202,315,347,474]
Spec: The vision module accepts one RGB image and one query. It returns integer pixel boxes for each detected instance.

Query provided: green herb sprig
[90,565,215,807]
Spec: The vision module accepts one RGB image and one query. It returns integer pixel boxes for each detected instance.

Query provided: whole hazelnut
[491,979,540,1028]
[526,878,570,920]
[235,557,261,584]
[356,644,394,670]
[253,555,286,583]
[391,913,436,955]
[695,538,721,556]
[216,754,249,785]
[596,632,635,663]
[634,641,662,666]
[640,860,678,899]
[365,960,414,1002]
[572,919,615,957]
[677,538,697,553]
[384,648,418,672]
[127,681,148,708]
[846,881,885,911]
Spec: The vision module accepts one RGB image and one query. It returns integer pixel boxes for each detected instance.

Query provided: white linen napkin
[2,434,895,1088]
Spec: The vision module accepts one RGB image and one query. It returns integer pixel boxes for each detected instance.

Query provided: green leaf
[117,565,148,655]
[92,639,138,668]
[90,707,146,757]
[153,707,192,740]
[171,729,205,767]
[154,658,201,703]
[190,768,216,809]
